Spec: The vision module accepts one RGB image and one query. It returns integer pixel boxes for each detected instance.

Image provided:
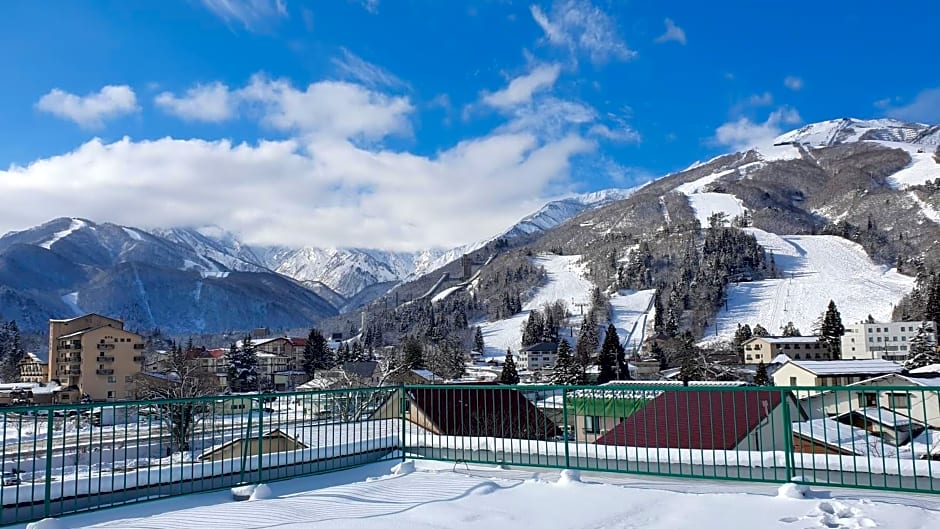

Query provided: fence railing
[1,383,939,525]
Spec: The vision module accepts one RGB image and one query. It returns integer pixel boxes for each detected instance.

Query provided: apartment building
[840,321,937,361]
[47,314,145,402]
[741,336,832,364]
[771,359,903,388]
[518,342,559,372]
[17,353,48,383]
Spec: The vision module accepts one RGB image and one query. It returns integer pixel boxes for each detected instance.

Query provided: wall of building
[841,321,937,361]
[771,364,818,387]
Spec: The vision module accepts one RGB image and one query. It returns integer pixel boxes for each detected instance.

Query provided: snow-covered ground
[672,168,748,227]
[708,229,914,340]
[25,461,940,529]
[609,289,655,353]
[478,255,594,359]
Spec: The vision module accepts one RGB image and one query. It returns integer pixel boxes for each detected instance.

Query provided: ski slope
[479,255,593,360]
[478,256,655,362]
[610,289,656,353]
[709,229,914,340]
[672,169,747,227]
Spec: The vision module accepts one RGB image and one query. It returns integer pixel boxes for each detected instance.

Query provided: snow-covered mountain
[0,218,336,333]
[256,246,446,299]
[774,118,940,148]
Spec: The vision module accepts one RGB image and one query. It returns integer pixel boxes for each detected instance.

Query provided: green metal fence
[1,383,939,526]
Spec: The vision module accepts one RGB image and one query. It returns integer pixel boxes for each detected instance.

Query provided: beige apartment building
[48,314,145,402]
[741,336,833,364]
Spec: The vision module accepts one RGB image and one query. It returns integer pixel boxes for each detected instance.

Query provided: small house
[198,428,305,462]
[374,386,560,440]
[594,389,800,452]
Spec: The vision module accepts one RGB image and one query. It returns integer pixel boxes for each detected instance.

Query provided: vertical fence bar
[562,386,570,469]
[400,385,407,461]
[43,408,54,518]
[781,388,793,483]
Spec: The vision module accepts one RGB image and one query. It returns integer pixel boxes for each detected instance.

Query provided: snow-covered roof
[791,360,902,375]
[838,407,914,427]
[771,354,792,364]
[792,418,896,456]
[0,382,62,394]
[909,363,940,375]
[748,336,822,344]
[411,369,443,381]
[600,380,749,387]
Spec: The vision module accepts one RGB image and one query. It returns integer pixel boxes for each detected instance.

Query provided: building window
[125,376,134,383]
[584,416,602,433]
[889,393,910,410]
[858,392,877,407]
[107,391,115,399]
[867,328,872,333]
[107,376,117,383]
[789,377,797,386]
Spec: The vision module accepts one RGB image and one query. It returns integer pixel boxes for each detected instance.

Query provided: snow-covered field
[709,229,914,340]
[478,256,655,360]
[25,461,940,529]
[478,255,594,359]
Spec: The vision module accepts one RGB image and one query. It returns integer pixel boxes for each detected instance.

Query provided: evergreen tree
[600,324,628,380]
[351,341,368,362]
[650,341,667,370]
[402,336,425,369]
[653,290,665,334]
[780,321,801,337]
[732,323,753,360]
[752,324,770,337]
[473,326,485,353]
[664,304,680,337]
[549,339,582,385]
[678,334,702,385]
[754,361,770,385]
[522,311,544,346]
[596,334,618,384]
[499,349,520,384]
[226,335,259,393]
[903,323,940,370]
[575,314,598,367]
[820,300,845,358]
[0,321,25,382]
[301,328,332,377]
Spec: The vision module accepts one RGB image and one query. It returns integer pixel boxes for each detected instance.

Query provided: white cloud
[0,131,593,251]
[355,0,380,14]
[654,18,686,45]
[588,123,641,144]
[200,0,287,31]
[331,48,408,91]
[35,85,139,128]
[530,0,636,65]
[482,64,562,109]
[748,92,773,106]
[239,74,414,139]
[155,82,235,122]
[784,75,804,91]
[885,87,940,123]
[713,107,802,151]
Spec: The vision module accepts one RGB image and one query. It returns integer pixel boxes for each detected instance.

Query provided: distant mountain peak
[775,117,939,148]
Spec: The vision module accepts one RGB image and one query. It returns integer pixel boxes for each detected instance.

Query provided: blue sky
[1,0,938,250]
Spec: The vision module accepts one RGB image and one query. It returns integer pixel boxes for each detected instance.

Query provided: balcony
[60,368,80,375]
[96,369,114,376]
[97,343,115,350]
[97,356,115,362]
[133,344,145,350]
[133,356,145,362]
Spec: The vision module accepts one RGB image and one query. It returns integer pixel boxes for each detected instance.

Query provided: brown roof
[407,386,559,440]
[594,389,783,450]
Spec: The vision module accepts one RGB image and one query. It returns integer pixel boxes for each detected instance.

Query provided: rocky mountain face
[0,218,337,334]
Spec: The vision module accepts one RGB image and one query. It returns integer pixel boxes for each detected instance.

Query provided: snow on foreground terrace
[24,461,940,529]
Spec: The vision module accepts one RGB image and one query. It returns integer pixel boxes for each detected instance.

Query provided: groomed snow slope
[710,229,914,340]
[478,256,655,361]
[38,461,940,529]
[479,255,593,360]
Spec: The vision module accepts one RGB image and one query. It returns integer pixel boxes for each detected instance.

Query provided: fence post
[43,409,54,518]
[399,384,407,461]
[562,386,571,469]
[780,388,794,482]
[239,397,253,484]
[256,395,264,484]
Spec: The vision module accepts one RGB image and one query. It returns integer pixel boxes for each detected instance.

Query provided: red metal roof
[594,389,783,450]
[289,337,307,347]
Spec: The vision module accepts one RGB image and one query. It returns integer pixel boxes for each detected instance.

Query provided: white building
[741,336,832,364]
[517,343,559,372]
[840,321,937,361]
[771,359,903,389]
